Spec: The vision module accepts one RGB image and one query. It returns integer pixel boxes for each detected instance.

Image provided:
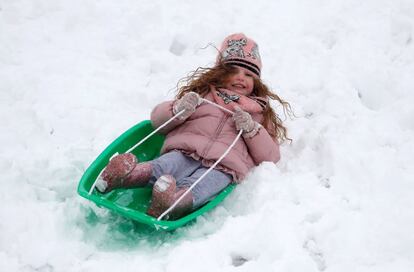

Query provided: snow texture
[155,176,173,193]
[1,0,414,271]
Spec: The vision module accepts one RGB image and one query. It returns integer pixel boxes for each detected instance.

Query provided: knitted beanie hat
[217,33,262,77]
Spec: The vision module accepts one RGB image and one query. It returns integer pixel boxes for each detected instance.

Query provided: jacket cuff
[242,122,262,138]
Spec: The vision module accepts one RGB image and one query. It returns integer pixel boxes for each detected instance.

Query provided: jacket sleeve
[150,100,186,134]
[243,119,281,165]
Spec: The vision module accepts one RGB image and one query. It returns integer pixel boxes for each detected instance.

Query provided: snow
[1,0,414,271]
[155,176,173,193]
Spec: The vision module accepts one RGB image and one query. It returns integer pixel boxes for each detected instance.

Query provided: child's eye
[244,71,253,77]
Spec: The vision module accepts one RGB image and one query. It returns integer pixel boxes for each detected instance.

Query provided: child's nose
[234,71,245,81]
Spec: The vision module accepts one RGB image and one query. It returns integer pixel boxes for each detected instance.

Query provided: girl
[96,33,292,220]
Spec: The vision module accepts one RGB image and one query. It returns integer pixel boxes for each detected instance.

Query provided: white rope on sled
[157,129,242,221]
[89,97,241,221]
[156,98,239,220]
[88,110,186,195]
[201,98,234,114]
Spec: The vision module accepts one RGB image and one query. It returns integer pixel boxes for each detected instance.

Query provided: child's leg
[147,175,194,220]
[146,151,204,219]
[177,167,232,209]
[97,150,200,193]
[147,167,232,219]
[96,153,152,193]
[148,151,202,185]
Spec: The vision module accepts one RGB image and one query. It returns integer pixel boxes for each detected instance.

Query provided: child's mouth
[232,84,245,89]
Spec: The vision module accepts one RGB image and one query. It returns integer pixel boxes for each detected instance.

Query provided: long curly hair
[175,62,293,143]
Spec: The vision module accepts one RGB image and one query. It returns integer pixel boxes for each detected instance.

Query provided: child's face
[224,66,255,96]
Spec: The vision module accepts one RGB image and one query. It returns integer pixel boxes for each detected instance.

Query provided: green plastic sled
[77,120,235,231]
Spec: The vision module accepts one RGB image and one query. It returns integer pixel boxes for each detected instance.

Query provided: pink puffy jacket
[150,92,280,182]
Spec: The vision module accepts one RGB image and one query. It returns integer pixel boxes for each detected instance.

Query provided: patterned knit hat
[218,33,262,77]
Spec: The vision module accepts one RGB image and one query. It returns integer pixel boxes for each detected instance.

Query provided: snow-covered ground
[1,0,414,271]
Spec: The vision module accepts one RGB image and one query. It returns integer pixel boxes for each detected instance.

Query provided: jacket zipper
[201,113,230,158]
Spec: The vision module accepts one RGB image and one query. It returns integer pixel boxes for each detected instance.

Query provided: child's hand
[173,92,201,120]
[233,107,255,132]
[233,106,261,137]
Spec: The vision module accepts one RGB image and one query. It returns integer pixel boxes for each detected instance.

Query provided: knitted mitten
[232,106,261,138]
[173,92,201,120]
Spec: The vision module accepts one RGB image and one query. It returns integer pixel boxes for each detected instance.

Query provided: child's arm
[243,127,281,165]
[233,108,280,164]
[151,92,200,134]
[150,100,186,134]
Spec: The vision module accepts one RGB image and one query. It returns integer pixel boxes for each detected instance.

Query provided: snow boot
[96,153,152,193]
[147,175,193,220]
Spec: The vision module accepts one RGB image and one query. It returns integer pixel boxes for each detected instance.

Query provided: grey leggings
[148,151,233,209]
